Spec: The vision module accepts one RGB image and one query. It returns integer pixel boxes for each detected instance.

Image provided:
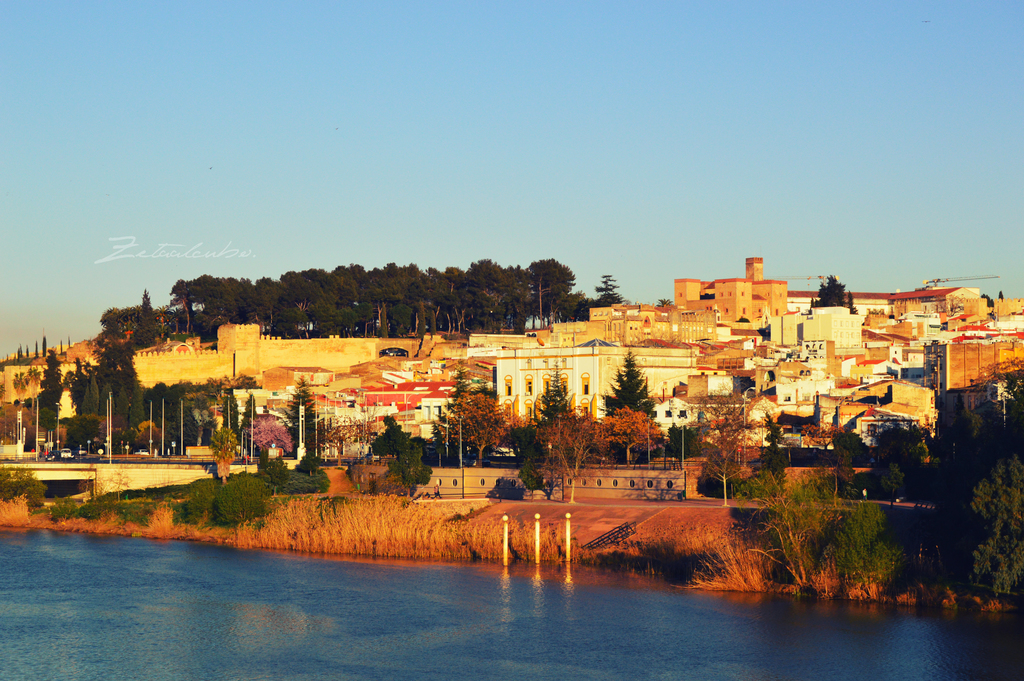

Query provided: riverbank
[1,493,1017,612]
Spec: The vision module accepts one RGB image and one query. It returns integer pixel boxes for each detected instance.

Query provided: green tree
[94,334,137,398]
[811,275,847,308]
[536,371,571,425]
[833,502,904,586]
[64,414,101,450]
[0,466,47,506]
[666,424,702,463]
[129,383,145,430]
[259,457,291,493]
[134,289,160,349]
[971,456,1024,593]
[38,350,63,411]
[881,463,904,506]
[214,473,270,525]
[875,425,929,468]
[604,351,655,417]
[761,415,788,480]
[594,275,624,307]
[284,379,316,457]
[210,427,239,483]
[747,473,844,589]
[83,375,100,416]
[376,416,432,494]
[221,390,240,439]
[509,423,545,491]
[823,430,863,496]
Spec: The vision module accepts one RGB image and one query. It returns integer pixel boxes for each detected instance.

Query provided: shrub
[180,478,218,525]
[833,503,904,586]
[260,458,290,492]
[851,472,883,500]
[77,499,119,521]
[214,474,271,525]
[50,497,79,521]
[147,504,175,537]
[0,466,47,507]
[282,469,330,495]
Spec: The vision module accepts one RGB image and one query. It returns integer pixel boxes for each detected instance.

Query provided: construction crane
[769,275,831,282]
[921,275,999,289]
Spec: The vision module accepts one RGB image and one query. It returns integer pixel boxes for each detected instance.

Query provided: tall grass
[0,496,29,526]
[147,504,176,538]
[691,535,773,592]
[233,496,566,562]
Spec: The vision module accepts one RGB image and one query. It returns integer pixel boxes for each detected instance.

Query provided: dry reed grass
[232,496,566,562]
[146,504,175,538]
[0,497,30,526]
[691,535,773,592]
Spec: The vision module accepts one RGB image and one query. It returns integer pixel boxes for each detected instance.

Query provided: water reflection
[1,529,1022,681]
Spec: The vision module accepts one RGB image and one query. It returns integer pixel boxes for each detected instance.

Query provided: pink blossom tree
[252,417,293,454]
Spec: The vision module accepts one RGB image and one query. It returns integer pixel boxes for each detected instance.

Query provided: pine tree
[594,275,624,307]
[604,351,655,417]
[814,276,847,308]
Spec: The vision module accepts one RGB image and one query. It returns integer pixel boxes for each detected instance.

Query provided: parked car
[134,449,151,456]
[59,448,73,459]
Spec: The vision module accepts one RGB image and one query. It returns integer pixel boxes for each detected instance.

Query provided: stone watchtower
[745,257,764,282]
[217,324,261,379]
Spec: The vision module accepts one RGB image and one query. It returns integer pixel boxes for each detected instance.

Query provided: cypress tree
[135,289,159,349]
[115,385,129,417]
[129,383,145,430]
[83,375,100,415]
[38,350,63,410]
[285,379,316,455]
[42,336,47,355]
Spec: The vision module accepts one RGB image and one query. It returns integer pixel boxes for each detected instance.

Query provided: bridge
[1,459,258,497]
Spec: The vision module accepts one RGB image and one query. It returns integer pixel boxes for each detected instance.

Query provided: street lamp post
[459,414,464,499]
[149,401,153,456]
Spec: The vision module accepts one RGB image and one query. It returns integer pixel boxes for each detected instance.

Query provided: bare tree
[693,393,753,506]
[541,409,608,503]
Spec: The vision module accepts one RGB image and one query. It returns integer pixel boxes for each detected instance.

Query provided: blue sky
[2,2,1021,356]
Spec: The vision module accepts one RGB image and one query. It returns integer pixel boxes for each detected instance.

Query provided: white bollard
[502,514,509,566]
[534,513,541,564]
[565,513,572,563]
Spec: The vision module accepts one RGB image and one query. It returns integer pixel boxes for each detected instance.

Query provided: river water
[1,529,1021,680]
